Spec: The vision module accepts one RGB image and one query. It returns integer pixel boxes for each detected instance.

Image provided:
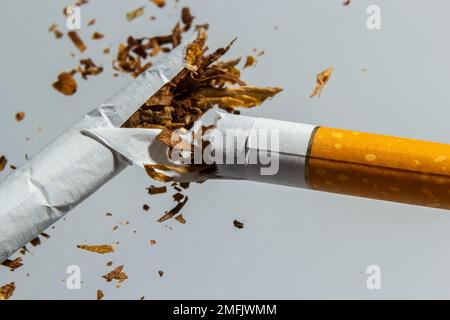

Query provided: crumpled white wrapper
[0,34,195,262]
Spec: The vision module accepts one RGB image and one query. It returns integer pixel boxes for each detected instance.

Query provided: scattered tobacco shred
[41,232,50,239]
[143,204,150,211]
[0,155,7,172]
[0,282,15,300]
[77,59,104,79]
[30,237,41,247]
[126,7,145,21]
[52,71,77,96]
[148,185,167,195]
[151,0,166,8]
[68,31,87,52]
[181,7,194,32]
[180,182,190,189]
[43,6,282,299]
[343,0,351,5]
[97,289,104,300]
[77,244,115,254]
[19,246,29,256]
[106,261,113,267]
[310,67,334,98]
[49,23,63,39]
[157,196,188,222]
[15,111,25,122]
[88,19,96,26]
[233,220,244,229]
[1,257,23,271]
[113,12,196,78]
[102,265,128,283]
[10,165,17,170]
[172,192,184,202]
[244,56,256,68]
[92,32,104,40]
[175,214,186,224]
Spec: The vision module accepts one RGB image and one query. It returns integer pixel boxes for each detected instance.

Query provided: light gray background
[1,0,450,300]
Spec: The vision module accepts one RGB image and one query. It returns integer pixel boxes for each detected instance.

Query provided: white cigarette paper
[0,35,194,263]
[213,113,317,187]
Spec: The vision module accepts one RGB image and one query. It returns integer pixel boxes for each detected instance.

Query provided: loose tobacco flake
[68,31,87,52]
[181,7,194,31]
[53,71,77,96]
[157,196,188,222]
[97,289,104,300]
[0,156,8,172]
[102,265,128,283]
[0,282,15,300]
[172,192,184,202]
[180,182,190,189]
[175,214,186,224]
[233,220,244,229]
[1,257,23,271]
[148,185,167,195]
[78,58,103,79]
[92,32,104,40]
[126,7,145,21]
[77,244,115,254]
[149,240,157,245]
[15,112,25,122]
[151,0,166,8]
[310,67,334,98]
[243,55,256,68]
[30,237,41,247]
[49,23,63,39]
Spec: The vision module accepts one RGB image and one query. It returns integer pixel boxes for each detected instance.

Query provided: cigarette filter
[215,113,450,210]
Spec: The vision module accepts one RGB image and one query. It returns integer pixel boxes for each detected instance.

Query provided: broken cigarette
[215,113,450,210]
[0,34,195,263]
